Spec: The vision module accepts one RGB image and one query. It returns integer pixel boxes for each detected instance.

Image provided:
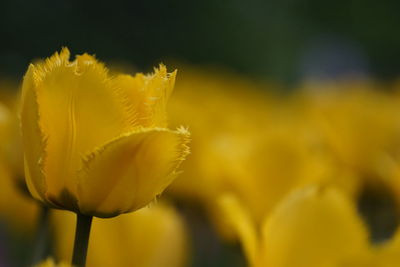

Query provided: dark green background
[1,0,400,84]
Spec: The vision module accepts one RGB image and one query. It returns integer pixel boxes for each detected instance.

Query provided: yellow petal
[261,186,369,267]
[77,127,190,217]
[20,64,47,202]
[218,194,259,267]
[30,48,130,206]
[114,64,176,128]
[0,159,38,234]
[51,203,189,267]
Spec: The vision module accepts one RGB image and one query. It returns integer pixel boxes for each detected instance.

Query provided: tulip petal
[20,65,48,202]
[77,127,190,218]
[31,48,130,203]
[114,65,176,128]
[52,203,188,267]
[261,186,369,267]
[218,194,259,267]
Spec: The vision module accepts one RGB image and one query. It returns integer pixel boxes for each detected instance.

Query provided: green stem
[72,214,93,267]
[31,206,50,265]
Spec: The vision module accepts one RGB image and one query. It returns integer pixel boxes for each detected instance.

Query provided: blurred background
[1,0,400,83]
[2,1,400,267]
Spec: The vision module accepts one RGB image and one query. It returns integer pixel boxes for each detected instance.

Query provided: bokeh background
[1,0,400,83]
[2,1,400,267]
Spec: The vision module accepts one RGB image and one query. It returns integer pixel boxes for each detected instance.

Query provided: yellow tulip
[51,202,189,267]
[0,81,26,190]
[261,186,370,267]
[220,184,400,267]
[0,101,38,233]
[299,81,400,198]
[0,154,38,233]
[167,67,332,228]
[220,186,370,267]
[167,67,273,205]
[20,48,190,218]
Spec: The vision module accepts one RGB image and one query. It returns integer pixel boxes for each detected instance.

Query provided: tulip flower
[0,94,50,265]
[20,48,190,266]
[0,102,38,233]
[167,67,333,232]
[300,82,400,199]
[20,47,190,218]
[220,185,400,267]
[0,80,25,181]
[0,85,27,196]
[0,152,38,234]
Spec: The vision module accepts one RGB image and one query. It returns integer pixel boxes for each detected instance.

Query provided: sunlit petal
[20,64,48,202]
[77,127,190,217]
[31,48,130,205]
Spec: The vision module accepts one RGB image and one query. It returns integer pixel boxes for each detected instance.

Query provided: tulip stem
[31,206,51,265]
[72,214,93,267]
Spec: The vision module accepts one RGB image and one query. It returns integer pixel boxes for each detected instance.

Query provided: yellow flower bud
[20,48,190,218]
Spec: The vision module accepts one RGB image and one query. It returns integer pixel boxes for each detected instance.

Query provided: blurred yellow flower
[51,202,189,267]
[166,70,400,267]
[220,185,400,267]
[299,82,400,199]
[0,101,38,233]
[0,82,26,190]
[0,154,38,233]
[20,48,190,218]
[34,258,71,267]
[261,186,369,267]
[167,67,332,228]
